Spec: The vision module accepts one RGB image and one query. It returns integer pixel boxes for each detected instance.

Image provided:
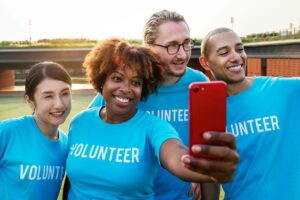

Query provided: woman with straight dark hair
[0,61,72,200]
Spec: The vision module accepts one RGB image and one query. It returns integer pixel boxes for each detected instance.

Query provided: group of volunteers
[1,9,299,200]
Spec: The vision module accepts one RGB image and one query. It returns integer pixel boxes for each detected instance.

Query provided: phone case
[189,81,226,158]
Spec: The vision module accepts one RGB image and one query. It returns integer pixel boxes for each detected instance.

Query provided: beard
[167,69,185,78]
[165,63,187,78]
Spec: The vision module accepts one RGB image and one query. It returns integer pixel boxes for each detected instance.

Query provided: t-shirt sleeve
[147,117,181,165]
[199,72,210,82]
[280,77,300,94]
[88,93,106,108]
[0,122,9,164]
[296,78,300,93]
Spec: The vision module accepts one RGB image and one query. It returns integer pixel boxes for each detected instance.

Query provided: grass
[0,92,96,132]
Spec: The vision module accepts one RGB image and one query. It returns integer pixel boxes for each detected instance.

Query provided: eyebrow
[41,87,70,95]
[161,37,191,45]
[216,42,244,53]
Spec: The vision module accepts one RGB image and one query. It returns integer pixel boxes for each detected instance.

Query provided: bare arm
[201,182,220,200]
[160,139,212,182]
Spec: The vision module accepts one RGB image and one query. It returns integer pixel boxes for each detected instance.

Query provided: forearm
[201,182,220,200]
[160,139,213,182]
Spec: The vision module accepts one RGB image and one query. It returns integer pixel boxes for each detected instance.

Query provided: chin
[50,117,67,126]
[171,68,186,77]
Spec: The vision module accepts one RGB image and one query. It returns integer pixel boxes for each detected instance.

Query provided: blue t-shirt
[66,108,180,199]
[88,67,209,199]
[223,76,300,200]
[0,116,67,200]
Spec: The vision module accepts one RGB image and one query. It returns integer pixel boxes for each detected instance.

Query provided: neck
[100,107,136,124]
[34,116,59,140]
[161,74,181,86]
[226,77,253,96]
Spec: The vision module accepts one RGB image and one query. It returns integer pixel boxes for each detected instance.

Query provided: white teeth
[173,62,184,65]
[116,96,129,103]
[227,64,242,72]
[51,112,64,117]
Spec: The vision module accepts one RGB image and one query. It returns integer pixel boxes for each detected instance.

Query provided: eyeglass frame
[152,39,195,55]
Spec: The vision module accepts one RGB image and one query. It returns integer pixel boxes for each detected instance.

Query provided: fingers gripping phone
[189,81,226,158]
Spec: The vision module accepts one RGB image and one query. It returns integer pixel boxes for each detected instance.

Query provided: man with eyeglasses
[88,10,237,200]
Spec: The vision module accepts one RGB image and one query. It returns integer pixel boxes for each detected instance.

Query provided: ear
[24,95,35,112]
[199,56,211,71]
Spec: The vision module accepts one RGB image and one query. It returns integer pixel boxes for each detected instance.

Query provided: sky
[0,0,299,41]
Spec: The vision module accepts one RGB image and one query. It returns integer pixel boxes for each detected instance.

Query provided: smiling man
[200,27,300,200]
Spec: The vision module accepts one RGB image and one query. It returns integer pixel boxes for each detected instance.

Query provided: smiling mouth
[50,111,65,117]
[227,63,244,71]
[115,96,131,103]
[172,60,186,66]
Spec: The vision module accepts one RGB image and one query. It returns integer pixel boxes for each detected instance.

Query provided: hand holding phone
[189,81,226,159]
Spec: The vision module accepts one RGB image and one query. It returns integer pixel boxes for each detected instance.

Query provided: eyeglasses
[152,39,195,55]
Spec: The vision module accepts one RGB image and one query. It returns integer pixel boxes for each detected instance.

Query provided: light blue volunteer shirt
[0,116,67,200]
[223,77,300,200]
[66,108,181,199]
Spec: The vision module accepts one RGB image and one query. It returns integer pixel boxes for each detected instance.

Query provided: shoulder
[253,76,300,94]
[70,107,100,125]
[257,76,300,86]
[0,116,33,141]
[88,93,105,108]
[0,116,31,131]
[186,67,209,81]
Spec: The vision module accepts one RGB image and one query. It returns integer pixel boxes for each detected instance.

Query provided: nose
[230,51,241,61]
[53,96,64,108]
[119,81,131,93]
[176,45,188,59]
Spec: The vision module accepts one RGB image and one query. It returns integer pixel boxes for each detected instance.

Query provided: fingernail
[181,155,191,163]
[192,145,202,152]
[203,132,211,140]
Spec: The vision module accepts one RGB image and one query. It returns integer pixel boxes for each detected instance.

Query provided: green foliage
[0,93,96,132]
[0,29,299,48]
[242,29,300,43]
[193,38,202,45]
[0,38,142,48]
[71,77,88,84]
[14,77,88,86]
[125,38,142,44]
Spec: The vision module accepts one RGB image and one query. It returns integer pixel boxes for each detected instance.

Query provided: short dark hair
[83,38,165,101]
[25,61,71,100]
[201,27,233,57]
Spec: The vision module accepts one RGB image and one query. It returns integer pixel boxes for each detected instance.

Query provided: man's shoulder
[255,76,299,84]
[185,67,209,81]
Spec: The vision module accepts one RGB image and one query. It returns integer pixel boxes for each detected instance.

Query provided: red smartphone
[189,81,226,159]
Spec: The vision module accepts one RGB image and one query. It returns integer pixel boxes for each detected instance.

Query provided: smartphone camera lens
[193,87,199,93]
